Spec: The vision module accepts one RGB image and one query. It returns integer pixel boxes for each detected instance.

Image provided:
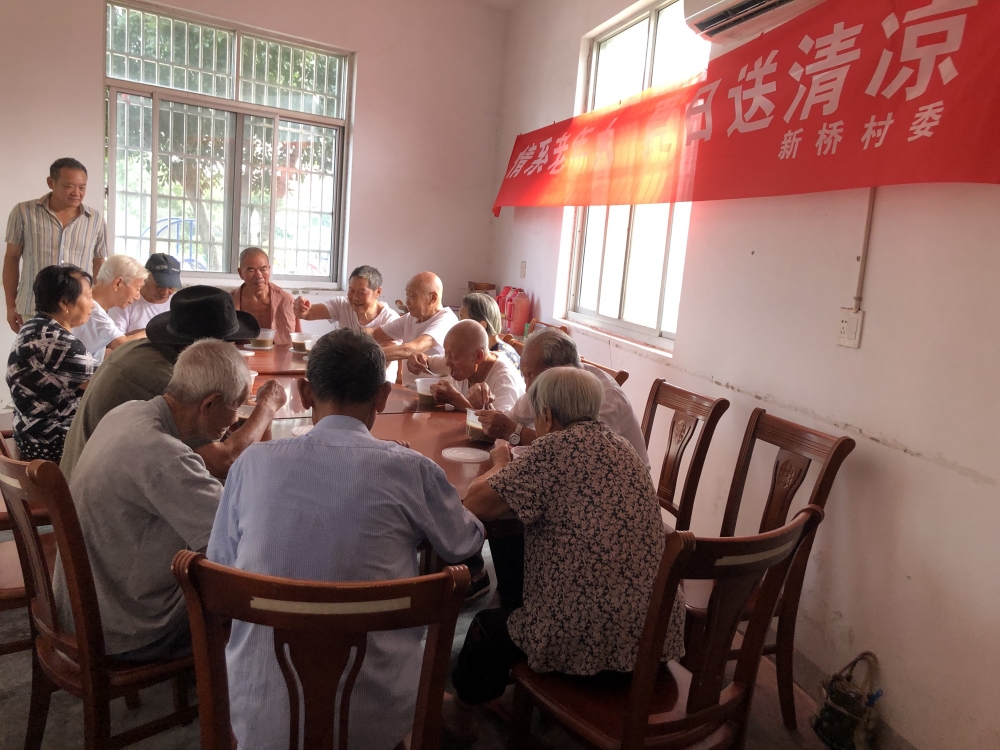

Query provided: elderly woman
[72,253,149,363]
[460,292,520,370]
[294,264,399,331]
[449,367,684,726]
[7,265,99,460]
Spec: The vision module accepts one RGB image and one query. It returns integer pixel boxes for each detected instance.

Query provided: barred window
[571,0,710,342]
[105,3,351,281]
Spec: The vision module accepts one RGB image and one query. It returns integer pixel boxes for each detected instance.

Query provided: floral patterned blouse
[7,314,98,461]
[489,420,685,675]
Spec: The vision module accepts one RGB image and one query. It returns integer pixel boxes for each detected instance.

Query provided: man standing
[370,271,457,387]
[407,319,525,412]
[53,339,251,662]
[208,328,484,750]
[230,247,298,345]
[108,253,181,334]
[4,158,108,331]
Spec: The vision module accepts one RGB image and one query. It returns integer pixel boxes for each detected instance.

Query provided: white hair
[164,339,251,406]
[528,366,603,426]
[524,328,581,368]
[96,254,149,285]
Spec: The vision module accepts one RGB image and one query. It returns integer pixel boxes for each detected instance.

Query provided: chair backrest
[718,408,856,538]
[640,379,729,529]
[0,428,15,460]
[526,318,569,336]
[622,506,824,747]
[0,457,108,679]
[580,357,629,386]
[499,333,525,355]
[172,552,471,750]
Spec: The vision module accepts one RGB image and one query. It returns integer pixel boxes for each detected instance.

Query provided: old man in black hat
[60,285,286,481]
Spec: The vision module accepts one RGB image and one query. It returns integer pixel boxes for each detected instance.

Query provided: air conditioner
[685,0,828,44]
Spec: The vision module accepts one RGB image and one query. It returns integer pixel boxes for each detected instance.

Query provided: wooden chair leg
[774,610,798,730]
[173,673,194,723]
[82,695,112,750]
[24,655,55,750]
[506,683,533,750]
[124,688,142,710]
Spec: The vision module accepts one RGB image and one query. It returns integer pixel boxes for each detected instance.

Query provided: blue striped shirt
[5,194,108,315]
[207,415,485,750]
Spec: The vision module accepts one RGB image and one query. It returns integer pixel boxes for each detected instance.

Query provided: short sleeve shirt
[379,308,459,387]
[231,282,299,346]
[108,294,171,334]
[488,420,684,675]
[6,314,98,461]
[426,352,526,412]
[321,296,400,332]
[72,300,123,364]
[5,195,108,316]
[53,396,222,655]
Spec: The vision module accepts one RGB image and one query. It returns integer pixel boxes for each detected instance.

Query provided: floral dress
[489,420,685,674]
[7,314,98,460]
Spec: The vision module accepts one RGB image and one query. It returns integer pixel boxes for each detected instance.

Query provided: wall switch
[837,308,864,348]
[519,261,526,278]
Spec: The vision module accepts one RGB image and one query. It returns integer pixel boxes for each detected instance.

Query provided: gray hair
[239,247,269,267]
[524,328,581,368]
[462,292,502,336]
[349,265,383,291]
[528,367,603,426]
[164,339,251,406]
[96,254,148,285]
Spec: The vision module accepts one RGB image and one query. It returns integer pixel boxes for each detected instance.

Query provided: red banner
[492,0,1000,216]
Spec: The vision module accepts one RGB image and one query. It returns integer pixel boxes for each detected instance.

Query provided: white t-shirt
[321,296,399,332]
[509,363,651,472]
[380,308,459,387]
[426,353,526,412]
[108,295,171,334]
[72,300,124,365]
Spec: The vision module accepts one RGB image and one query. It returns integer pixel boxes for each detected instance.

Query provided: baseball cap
[145,253,182,289]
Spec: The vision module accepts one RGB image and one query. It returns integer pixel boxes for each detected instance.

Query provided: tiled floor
[0,542,828,750]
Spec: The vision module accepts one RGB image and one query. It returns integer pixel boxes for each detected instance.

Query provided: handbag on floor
[811,651,882,750]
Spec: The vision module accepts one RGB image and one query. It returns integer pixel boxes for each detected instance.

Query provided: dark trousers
[115,622,192,663]
[484,519,525,611]
[452,608,526,705]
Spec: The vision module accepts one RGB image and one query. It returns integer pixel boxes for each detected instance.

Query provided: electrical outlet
[519,261,526,278]
[837,308,864,348]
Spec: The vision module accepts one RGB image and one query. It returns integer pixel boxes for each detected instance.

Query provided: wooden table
[241,344,308,376]
[246,380,446,420]
[270,410,493,496]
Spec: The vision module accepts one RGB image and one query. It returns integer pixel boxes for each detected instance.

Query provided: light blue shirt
[207,415,485,750]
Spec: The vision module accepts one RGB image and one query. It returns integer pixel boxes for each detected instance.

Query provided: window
[570,1,711,342]
[105,3,350,280]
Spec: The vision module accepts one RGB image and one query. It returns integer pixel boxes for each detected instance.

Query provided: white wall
[0,0,508,405]
[490,1,1000,749]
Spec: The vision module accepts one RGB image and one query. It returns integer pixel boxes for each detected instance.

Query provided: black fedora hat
[146,285,260,345]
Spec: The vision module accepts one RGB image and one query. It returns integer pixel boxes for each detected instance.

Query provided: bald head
[404,271,444,321]
[445,319,489,354]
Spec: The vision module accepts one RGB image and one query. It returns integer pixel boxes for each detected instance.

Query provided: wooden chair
[0,457,197,750]
[1,449,55,658]
[499,333,524,355]
[639,379,730,530]
[172,551,471,750]
[506,506,825,750]
[0,428,18,460]
[580,358,629,386]
[684,408,855,730]
[526,318,569,336]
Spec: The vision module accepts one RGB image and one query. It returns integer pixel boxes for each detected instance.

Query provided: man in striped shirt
[4,158,108,332]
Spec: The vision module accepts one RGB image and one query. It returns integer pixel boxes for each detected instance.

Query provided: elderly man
[476,328,650,471]
[4,158,108,332]
[209,328,484,750]
[230,247,298,345]
[53,339,252,661]
[108,253,181,334]
[72,254,148,363]
[407,319,525,412]
[370,271,457,387]
[60,285,286,482]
